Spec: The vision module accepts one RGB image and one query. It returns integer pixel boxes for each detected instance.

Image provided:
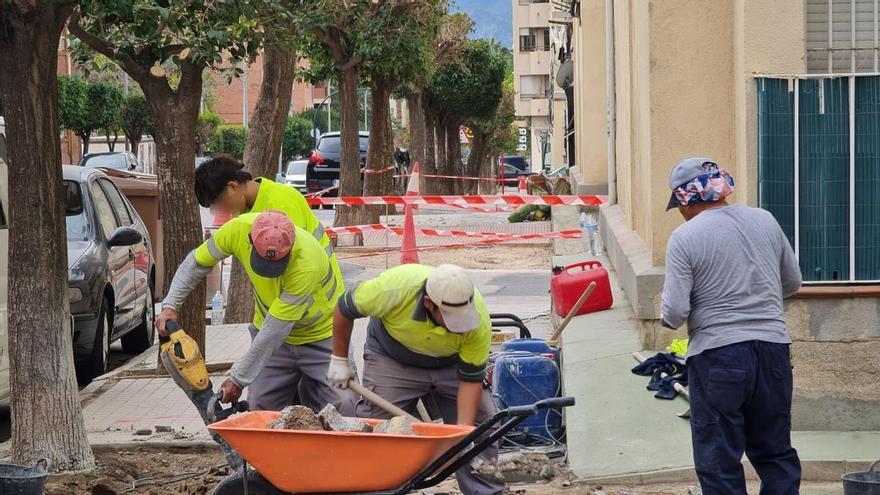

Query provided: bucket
[843,459,880,495]
[0,458,50,495]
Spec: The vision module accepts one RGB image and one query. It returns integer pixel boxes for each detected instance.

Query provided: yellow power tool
[159,320,247,469]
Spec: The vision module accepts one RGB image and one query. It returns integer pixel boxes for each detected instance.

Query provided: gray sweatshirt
[162,253,293,388]
[660,204,802,358]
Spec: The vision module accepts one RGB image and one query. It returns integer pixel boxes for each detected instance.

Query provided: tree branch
[67,13,149,82]
[340,55,362,72]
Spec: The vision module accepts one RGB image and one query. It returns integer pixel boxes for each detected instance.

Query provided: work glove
[326,355,354,389]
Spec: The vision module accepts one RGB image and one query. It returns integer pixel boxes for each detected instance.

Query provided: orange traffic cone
[518,176,528,195]
[400,162,420,264]
[406,162,421,196]
[400,204,419,265]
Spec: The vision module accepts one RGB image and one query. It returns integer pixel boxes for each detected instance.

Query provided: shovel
[347,379,422,422]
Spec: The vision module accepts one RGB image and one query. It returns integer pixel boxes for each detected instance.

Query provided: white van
[0,116,9,400]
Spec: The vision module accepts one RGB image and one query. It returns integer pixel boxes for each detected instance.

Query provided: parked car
[79,151,139,172]
[502,163,538,180]
[0,117,9,400]
[64,166,156,383]
[306,132,369,196]
[502,155,530,175]
[284,159,309,194]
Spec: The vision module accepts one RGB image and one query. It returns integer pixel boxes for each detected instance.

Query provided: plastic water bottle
[585,214,604,256]
[211,291,224,325]
[579,212,591,254]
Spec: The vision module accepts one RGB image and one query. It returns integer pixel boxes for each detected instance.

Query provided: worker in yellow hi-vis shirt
[193,155,342,300]
[155,210,352,413]
[327,264,502,495]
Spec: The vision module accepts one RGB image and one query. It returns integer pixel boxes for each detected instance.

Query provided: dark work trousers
[687,341,801,495]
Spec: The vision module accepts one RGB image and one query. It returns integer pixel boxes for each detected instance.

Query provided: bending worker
[327,264,502,495]
[156,210,351,413]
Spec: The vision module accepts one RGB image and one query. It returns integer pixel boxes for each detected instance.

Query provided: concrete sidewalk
[557,250,880,483]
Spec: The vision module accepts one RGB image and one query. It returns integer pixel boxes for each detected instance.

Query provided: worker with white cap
[328,263,502,495]
[156,210,351,413]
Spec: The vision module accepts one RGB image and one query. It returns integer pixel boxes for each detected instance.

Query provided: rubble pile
[266,405,419,436]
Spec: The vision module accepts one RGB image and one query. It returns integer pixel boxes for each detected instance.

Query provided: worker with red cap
[156,210,351,413]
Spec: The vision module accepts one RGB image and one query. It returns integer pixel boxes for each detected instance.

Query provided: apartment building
[565,0,880,431]
[513,0,567,170]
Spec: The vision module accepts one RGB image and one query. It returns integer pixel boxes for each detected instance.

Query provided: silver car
[284,159,308,193]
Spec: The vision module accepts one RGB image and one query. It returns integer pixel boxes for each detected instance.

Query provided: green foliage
[89,81,124,136]
[121,92,153,143]
[71,0,273,88]
[57,75,88,135]
[57,76,123,140]
[209,124,248,159]
[196,111,224,155]
[427,38,508,121]
[282,115,316,161]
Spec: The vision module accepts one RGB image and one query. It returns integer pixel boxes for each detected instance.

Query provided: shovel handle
[549,281,597,343]
[348,380,420,422]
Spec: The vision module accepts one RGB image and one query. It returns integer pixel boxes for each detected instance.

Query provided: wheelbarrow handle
[385,397,577,495]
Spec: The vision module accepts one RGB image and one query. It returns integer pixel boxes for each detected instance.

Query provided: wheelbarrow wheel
[212,469,288,495]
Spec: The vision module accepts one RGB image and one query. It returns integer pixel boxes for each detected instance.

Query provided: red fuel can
[551,261,613,317]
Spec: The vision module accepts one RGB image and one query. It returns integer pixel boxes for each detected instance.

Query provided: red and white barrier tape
[306,194,605,207]
[305,185,339,198]
[337,232,581,260]
[396,173,520,183]
[327,224,580,240]
[362,165,397,175]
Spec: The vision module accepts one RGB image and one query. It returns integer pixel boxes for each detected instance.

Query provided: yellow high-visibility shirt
[338,264,491,381]
[194,213,342,345]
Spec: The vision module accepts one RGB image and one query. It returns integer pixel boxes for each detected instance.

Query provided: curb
[573,459,878,485]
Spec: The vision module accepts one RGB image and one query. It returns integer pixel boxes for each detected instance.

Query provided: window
[98,179,134,227]
[757,76,880,283]
[519,28,550,52]
[64,181,90,242]
[519,28,536,52]
[806,0,880,73]
[520,75,549,98]
[89,181,121,239]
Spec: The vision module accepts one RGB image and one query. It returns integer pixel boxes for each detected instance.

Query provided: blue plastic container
[501,339,559,364]
[492,352,561,440]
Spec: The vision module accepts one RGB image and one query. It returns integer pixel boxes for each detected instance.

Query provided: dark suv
[306,132,369,196]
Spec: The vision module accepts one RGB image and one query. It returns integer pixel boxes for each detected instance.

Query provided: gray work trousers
[356,348,503,495]
[246,328,356,415]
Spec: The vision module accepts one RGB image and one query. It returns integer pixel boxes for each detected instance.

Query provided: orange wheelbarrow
[208,397,575,495]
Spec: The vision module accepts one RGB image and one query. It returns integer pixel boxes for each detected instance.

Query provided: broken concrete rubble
[472,452,558,482]
[318,404,374,433]
[267,405,324,431]
[373,416,417,436]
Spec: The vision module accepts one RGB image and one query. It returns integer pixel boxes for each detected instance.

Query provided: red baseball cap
[249,211,295,278]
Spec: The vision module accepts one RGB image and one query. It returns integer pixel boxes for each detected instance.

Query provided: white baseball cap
[425,264,480,334]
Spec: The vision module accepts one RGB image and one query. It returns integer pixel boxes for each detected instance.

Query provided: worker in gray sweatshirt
[661,157,803,495]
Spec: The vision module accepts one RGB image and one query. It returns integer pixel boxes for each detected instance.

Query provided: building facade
[513,0,567,170]
[569,0,880,430]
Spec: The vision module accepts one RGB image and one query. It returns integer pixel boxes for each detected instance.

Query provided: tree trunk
[130,137,141,158]
[364,79,394,198]
[465,131,488,195]
[406,90,425,171]
[434,114,447,195]
[0,4,96,472]
[80,133,91,155]
[445,119,461,195]
[106,131,117,152]
[225,48,298,325]
[334,65,374,228]
[143,69,207,354]
[423,107,436,194]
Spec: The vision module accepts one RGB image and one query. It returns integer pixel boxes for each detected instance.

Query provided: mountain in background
[452,0,513,49]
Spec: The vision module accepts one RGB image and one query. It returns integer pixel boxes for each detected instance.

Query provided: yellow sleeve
[347,273,404,320]
[193,221,238,267]
[269,264,320,322]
